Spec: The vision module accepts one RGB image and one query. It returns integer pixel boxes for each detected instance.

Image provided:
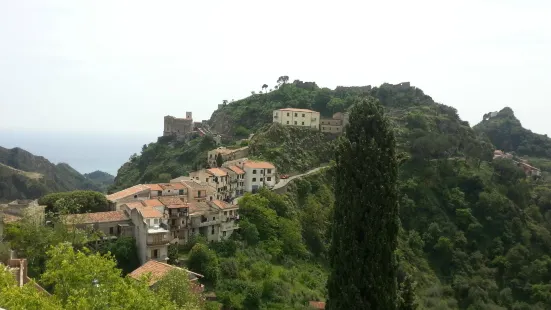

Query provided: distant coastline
[0,129,158,175]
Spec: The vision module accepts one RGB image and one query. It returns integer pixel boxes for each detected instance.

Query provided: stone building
[163,112,194,137]
[272,108,320,130]
[207,146,249,168]
[320,112,349,134]
[242,161,276,192]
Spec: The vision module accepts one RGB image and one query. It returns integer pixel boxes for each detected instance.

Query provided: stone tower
[186,112,192,119]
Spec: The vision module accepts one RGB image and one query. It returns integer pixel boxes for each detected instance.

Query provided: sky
[1,0,550,136]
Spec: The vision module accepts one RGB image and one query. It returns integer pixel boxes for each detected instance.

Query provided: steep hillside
[109,135,216,192]
[474,107,551,158]
[84,170,115,192]
[248,123,336,173]
[0,146,101,201]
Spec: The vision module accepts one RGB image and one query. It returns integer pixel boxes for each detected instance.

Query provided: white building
[273,108,320,130]
[130,207,170,265]
[242,161,276,192]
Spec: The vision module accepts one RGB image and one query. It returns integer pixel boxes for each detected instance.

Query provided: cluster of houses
[58,145,276,266]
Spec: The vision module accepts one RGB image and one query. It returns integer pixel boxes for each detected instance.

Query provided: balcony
[196,219,221,227]
[147,236,170,246]
[221,222,239,231]
[168,211,188,218]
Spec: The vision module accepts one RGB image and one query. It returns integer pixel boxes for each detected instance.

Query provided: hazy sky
[1,0,550,135]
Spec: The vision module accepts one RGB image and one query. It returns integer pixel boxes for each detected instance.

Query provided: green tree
[327,97,399,310]
[39,190,110,214]
[262,84,268,93]
[216,153,224,168]
[155,269,202,309]
[0,267,62,310]
[98,237,140,275]
[188,243,220,284]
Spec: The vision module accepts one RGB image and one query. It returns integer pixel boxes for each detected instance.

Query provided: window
[294,113,297,117]
[294,121,297,125]
[172,219,176,225]
[302,113,305,117]
[152,249,159,258]
[167,190,170,193]
[253,169,257,174]
[179,189,184,195]
[206,178,208,182]
[252,178,256,182]
[287,113,289,116]
[302,122,304,125]
[267,177,271,181]
[267,169,272,174]
[109,227,114,235]
[230,210,233,215]
[133,195,138,198]
[157,190,162,196]
[192,228,195,233]
[211,227,215,235]
[224,211,228,216]
[154,219,159,224]
[286,121,289,124]
[260,178,263,181]
[223,231,227,237]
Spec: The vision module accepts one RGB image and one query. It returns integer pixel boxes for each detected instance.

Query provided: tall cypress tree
[326,97,399,309]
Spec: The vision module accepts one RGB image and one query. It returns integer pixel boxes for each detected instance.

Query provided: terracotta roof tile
[211,200,237,210]
[129,260,203,286]
[141,199,164,208]
[158,197,186,206]
[207,168,227,177]
[138,207,163,218]
[278,108,318,113]
[227,165,245,175]
[243,160,275,169]
[182,180,210,190]
[158,183,186,190]
[107,185,150,201]
[66,211,129,224]
[144,184,163,191]
[122,201,146,210]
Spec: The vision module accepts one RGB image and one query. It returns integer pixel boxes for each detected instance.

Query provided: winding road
[272,165,328,190]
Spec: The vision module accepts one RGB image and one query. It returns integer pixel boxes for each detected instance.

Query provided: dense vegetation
[110,135,216,192]
[84,170,115,192]
[0,146,102,201]
[248,123,335,173]
[38,190,110,214]
[6,79,551,309]
[327,98,399,309]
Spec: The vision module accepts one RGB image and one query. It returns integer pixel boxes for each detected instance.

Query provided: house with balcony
[207,146,249,167]
[64,210,133,239]
[243,161,277,192]
[187,201,223,242]
[130,207,170,264]
[273,108,320,130]
[189,168,230,201]
[223,165,245,198]
[211,200,240,240]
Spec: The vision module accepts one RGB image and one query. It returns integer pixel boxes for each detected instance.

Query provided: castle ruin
[163,112,194,137]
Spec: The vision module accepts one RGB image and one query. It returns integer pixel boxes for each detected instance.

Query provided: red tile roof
[158,183,186,190]
[122,201,145,210]
[158,197,186,206]
[144,184,163,191]
[207,168,227,177]
[243,160,275,169]
[138,207,163,218]
[141,199,164,208]
[106,185,150,201]
[278,108,318,113]
[309,301,326,309]
[182,180,210,190]
[227,165,245,175]
[66,211,129,224]
[129,260,203,286]
[211,200,237,210]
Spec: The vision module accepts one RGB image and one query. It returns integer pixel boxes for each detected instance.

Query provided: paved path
[272,166,328,190]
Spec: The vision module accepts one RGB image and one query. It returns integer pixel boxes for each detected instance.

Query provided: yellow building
[272,108,320,130]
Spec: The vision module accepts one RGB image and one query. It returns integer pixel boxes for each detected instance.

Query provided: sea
[0,129,160,176]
